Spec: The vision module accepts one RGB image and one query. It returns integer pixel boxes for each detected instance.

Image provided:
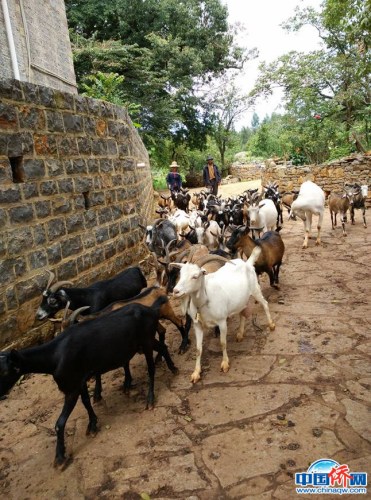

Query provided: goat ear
[169,262,184,269]
[201,268,207,275]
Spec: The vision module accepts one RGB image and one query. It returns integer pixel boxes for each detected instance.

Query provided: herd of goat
[0,179,367,466]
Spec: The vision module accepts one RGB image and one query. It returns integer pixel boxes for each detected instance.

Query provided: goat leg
[154,322,166,364]
[153,338,178,374]
[122,362,133,394]
[144,350,156,410]
[81,383,98,436]
[54,391,80,467]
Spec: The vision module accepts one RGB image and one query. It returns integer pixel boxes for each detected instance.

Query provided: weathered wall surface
[0,0,76,93]
[0,79,153,348]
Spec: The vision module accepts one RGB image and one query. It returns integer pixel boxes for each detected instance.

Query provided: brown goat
[226,227,285,288]
[328,192,350,236]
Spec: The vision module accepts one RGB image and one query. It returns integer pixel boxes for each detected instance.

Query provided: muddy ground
[0,181,370,499]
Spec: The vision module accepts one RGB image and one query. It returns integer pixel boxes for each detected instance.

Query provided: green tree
[250,0,370,160]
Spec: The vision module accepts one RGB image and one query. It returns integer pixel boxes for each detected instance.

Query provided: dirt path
[1,181,370,499]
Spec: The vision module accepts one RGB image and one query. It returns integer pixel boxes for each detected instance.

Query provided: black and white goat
[35,267,147,320]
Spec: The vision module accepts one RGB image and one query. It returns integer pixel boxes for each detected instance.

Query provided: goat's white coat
[291,181,325,248]
[173,247,275,383]
[248,198,278,232]
[195,220,221,250]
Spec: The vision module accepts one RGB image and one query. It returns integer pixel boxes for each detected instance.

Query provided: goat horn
[62,301,71,323]
[68,306,91,325]
[49,280,73,293]
[45,270,56,291]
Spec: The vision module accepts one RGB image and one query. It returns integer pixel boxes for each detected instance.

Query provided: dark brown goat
[226,228,285,288]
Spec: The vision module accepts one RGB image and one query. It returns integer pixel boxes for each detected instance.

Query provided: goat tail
[247,246,261,267]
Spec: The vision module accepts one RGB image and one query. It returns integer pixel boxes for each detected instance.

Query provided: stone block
[46,218,66,240]
[57,136,78,156]
[28,250,48,270]
[7,132,33,156]
[9,204,34,224]
[0,79,22,101]
[74,95,89,114]
[99,158,112,173]
[34,200,51,219]
[104,241,116,260]
[74,176,92,193]
[77,137,92,155]
[54,91,75,110]
[90,192,105,206]
[47,243,62,265]
[106,139,118,155]
[40,180,58,196]
[57,260,77,280]
[45,110,65,132]
[46,159,64,177]
[0,158,12,182]
[19,106,45,130]
[6,287,18,311]
[33,225,46,246]
[61,235,83,258]
[39,87,56,108]
[16,276,41,302]
[0,259,15,284]
[0,102,18,130]
[0,187,21,204]
[87,159,100,173]
[98,207,113,224]
[58,178,74,193]
[96,118,107,137]
[83,116,96,135]
[52,196,71,215]
[34,134,57,155]
[22,182,39,199]
[95,227,110,243]
[109,222,119,239]
[21,82,40,104]
[67,158,87,175]
[90,247,104,266]
[7,227,33,254]
[84,210,98,228]
[63,113,83,132]
[66,213,84,233]
[92,138,107,155]
[23,159,45,180]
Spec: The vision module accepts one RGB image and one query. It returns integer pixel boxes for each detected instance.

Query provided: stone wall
[0,0,76,93]
[261,154,371,195]
[229,163,263,182]
[0,79,153,348]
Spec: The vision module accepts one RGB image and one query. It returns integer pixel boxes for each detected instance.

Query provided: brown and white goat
[226,227,285,288]
[328,192,351,236]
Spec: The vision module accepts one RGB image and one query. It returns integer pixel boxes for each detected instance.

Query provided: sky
[223,0,323,129]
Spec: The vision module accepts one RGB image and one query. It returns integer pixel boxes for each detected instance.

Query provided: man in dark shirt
[203,155,221,195]
[166,161,182,193]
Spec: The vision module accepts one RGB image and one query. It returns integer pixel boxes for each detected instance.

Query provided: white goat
[195,220,221,250]
[168,209,190,236]
[290,180,325,248]
[248,198,278,233]
[172,247,275,383]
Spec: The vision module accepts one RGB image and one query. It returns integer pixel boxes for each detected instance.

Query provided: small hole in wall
[83,191,90,209]
[10,156,24,183]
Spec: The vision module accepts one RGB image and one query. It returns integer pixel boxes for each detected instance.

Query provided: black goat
[35,267,147,320]
[345,183,367,228]
[0,297,174,467]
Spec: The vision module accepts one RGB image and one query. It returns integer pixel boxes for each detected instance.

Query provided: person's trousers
[209,179,218,195]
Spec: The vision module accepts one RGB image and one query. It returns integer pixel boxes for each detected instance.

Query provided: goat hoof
[86,423,98,436]
[54,455,73,470]
[146,403,154,411]
[171,366,179,375]
[235,335,243,343]
[220,361,230,373]
[269,322,276,331]
[191,372,201,384]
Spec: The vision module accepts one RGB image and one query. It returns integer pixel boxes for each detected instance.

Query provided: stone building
[0,0,77,93]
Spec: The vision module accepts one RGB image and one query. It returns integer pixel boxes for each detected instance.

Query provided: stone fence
[0,79,153,348]
[229,154,370,201]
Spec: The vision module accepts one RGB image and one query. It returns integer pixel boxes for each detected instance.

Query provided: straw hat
[169,161,180,169]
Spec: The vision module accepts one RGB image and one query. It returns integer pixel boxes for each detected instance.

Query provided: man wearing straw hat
[166,161,183,193]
